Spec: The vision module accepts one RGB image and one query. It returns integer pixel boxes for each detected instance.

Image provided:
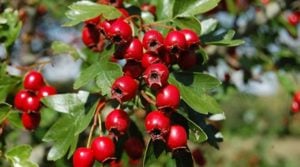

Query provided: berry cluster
[291,91,300,113]
[14,71,56,130]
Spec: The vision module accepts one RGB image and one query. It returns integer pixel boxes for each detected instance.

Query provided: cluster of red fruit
[14,71,56,130]
[291,91,300,113]
[287,11,300,26]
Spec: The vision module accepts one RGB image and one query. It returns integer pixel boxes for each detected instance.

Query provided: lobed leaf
[5,145,38,167]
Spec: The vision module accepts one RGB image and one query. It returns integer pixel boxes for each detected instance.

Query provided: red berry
[23,93,41,112]
[141,3,156,15]
[98,0,123,8]
[145,110,170,140]
[178,51,197,70]
[156,84,180,109]
[293,91,300,104]
[166,125,187,150]
[164,30,187,54]
[97,20,113,37]
[141,52,161,68]
[288,12,299,26]
[142,30,164,53]
[21,112,41,130]
[85,16,100,25]
[123,60,144,78]
[23,71,45,91]
[37,85,57,99]
[123,38,143,60]
[105,109,130,136]
[91,136,115,163]
[180,29,200,49]
[73,147,95,167]
[291,100,300,113]
[124,137,144,160]
[192,149,206,166]
[107,20,132,44]
[14,90,30,110]
[117,8,130,19]
[143,63,169,89]
[111,76,138,102]
[82,25,101,49]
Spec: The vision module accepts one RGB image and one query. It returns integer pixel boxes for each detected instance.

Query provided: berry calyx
[180,29,200,49]
[21,112,41,131]
[166,125,187,150]
[23,71,45,91]
[23,93,41,112]
[111,76,138,102]
[123,60,144,78]
[164,30,187,55]
[156,84,180,109]
[107,20,132,44]
[143,63,169,89]
[145,110,170,140]
[73,147,95,167]
[142,30,164,53]
[123,38,143,60]
[37,85,57,99]
[105,109,130,136]
[14,90,30,110]
[91,136,116,163]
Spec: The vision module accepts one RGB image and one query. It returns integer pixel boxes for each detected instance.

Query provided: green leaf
[169,73,223,114]
[63,1,121,26]
[173,16,201,33]
[0,64,21,103]
[277,72,297,94]
[173,0,221,17]
[0,103,11,123]
[7,110,22,129]
[153,0,175,20]
[202,30,244,46]
[42,91,89,114]
[5,145,38,167]
[143,139,169,166]
[74,63,102,90]
[51,41,84,60]
[200,18,218,35]
[75,101,98,135]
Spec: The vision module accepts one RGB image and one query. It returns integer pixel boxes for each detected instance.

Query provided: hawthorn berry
[142,30,164,53]
[192,149,206,166]
[123,60,144,78]
[97,20,113,37]
[107,20,132,44]
[156,84,180,109]
[23,71,45,91]
[166,125,187,150]
[37,85,57,99]
[84,16,100,25]
[141,3,156,15]
[293,91,300,104]
[143,63,169,89]
[180,29,200,49]
[111,76,138,102]
[291,101,300,113]
[178,51,197,70]
[82,25,100,49]
[21,112,41,131]
[124,137,145,160]
[164,30,187,54]
[141,52,161,68]
[123,38,143,60]
[98,0,123,8]
[91,136,115,163]
[14,90,30,110]
[105,109,130,136]
[145,110,170,140]
[288,12,299,26]
[73,147,95,167]
[117,8,130,19]
[23,93,41,112]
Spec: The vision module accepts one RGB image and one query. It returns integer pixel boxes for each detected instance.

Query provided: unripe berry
[180,29,200,49]
[142,30,164,53]
[141,52,161,68]
[145,110,170,140]
[111,76,138,102]
[164,31,187,54]
[73,147,95,167]
[143,63,169,89]
[123,38,143,60]
[107,20,132,44]
[23,93,41,112]
[166,125,187,150]
[21,112,41,131]
[124,137,145,160]
[105,109,130,136]
[14,90,30,110]
[123,60,144,78]
[23,71,45,91]
[156,84,180,109]
[91,136,115,163]
[37,85,57,99]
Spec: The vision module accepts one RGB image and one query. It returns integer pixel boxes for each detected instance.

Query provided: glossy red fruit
[23,94,40,112]
[123,38,143,60]
[291,101,300,113]
[123,60,144,78]
[85,16,100,25]
[288,12,299,26]
[107,20,132,44]
[142,30,164,53]
[143,63,169,89]
[164,31,187,54]
[293,91,300,104]
[111,76,138,102]
[82,25,100,48]
[124,137,144,160]
[145,110,170,140]
[141,52,161,68]
[166,125,187,150]
[180,29,200,49]
[156,84,180,109]
[141,3,156,15]
[97,20,113,37]
[37,85,57,99]
[21,112,41,130]
[117,8,130,19]
[14,90,30,110]
[91,136,115,163]
[178,51,197,70]
[98,0,123,8]
[23,71,45,91]
[105,109,130,135]
[73,147,95,167]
